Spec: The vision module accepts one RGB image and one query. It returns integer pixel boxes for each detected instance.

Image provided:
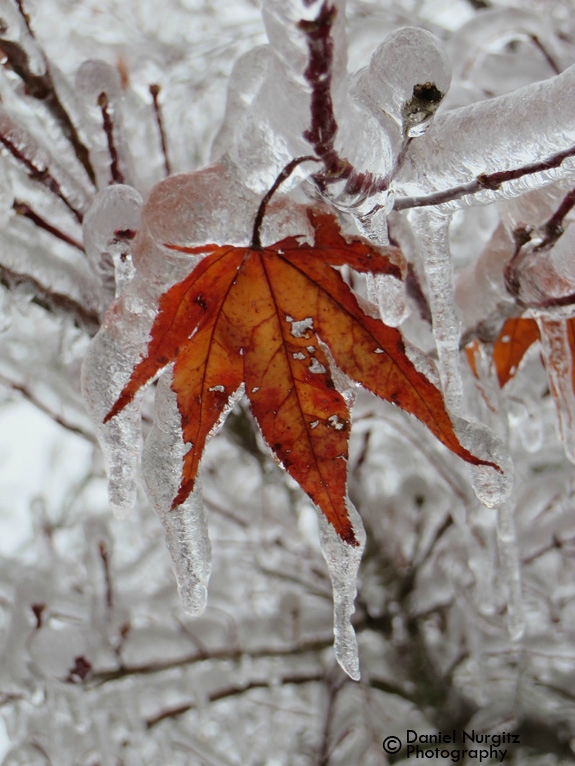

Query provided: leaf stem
[250,155,318,248]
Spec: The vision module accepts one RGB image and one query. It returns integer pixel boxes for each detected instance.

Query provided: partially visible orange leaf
[492,317,540,387]
[106,207,496,546]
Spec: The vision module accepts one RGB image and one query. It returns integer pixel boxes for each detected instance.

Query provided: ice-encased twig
[536,316,575,464]
[76,60,135,190]
[316,499,365,681]
[396,63,575,209]
[142,368,212,616]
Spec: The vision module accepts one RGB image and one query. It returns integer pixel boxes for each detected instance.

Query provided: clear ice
[316,499,366,681]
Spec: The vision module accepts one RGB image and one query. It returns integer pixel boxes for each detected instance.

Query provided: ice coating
[496,499,525,642]
[0,106,92,218]
[396,63,575,206]
[83,184,143,306]
[142,370,212,615]
[76,59,134,189]
[316,498,365,681]
[210,46,270,162]
[536,317,575,464]
[448,8,562,83]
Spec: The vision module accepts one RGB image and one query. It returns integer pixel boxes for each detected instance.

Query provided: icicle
[81,335,143,518]
[536,317,575,464]
[76,60,135,189]
[142,368,212,616]
[355,198,407,327]
[316,499,366,680]
[410,207,513,506]
[410,207,463,411]
[496,499,525,641]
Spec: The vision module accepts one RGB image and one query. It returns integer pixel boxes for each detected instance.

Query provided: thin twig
[146,671,325,728]
[98,91,124,184]
[149,84,171,177]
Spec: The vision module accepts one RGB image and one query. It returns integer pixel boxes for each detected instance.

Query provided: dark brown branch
[90,634,335,685]
[0,131,84,222]
[395,142,575,212]
[98,541,114,610]
[0,261,100,335]
[529,35,561,76]
[98,91,124,184]
[541,187,575,241]
[149,84,171,177]
[146,671,325,728]
[299,2,387,198]
[13,200,84,251]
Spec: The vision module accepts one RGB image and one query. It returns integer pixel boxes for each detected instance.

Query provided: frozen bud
[366,27,451,138]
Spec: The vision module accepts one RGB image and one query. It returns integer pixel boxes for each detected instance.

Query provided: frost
[316,497,366,680]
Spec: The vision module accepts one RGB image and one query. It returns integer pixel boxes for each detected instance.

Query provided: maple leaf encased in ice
[105,204,496,546]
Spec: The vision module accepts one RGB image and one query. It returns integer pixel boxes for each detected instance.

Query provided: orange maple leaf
[105,165,495,546]
[492,317,541,388]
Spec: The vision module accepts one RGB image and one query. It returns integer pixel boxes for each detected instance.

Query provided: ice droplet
[536,317,575,464]
[142,368,211,616]
[316,499,366,681]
